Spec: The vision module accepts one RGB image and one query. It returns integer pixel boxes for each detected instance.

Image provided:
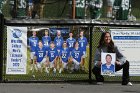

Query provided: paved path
[0,83,140,93]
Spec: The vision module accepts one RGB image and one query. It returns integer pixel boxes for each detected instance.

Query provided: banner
[111,29,140,76]
[6,26,27,74]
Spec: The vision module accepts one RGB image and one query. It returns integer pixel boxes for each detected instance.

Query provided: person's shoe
[32,75,35,78]
[59,69,62,74]
[127,82,133,86]
[96,82,103,85]
[122,82,133,86]
[53,68,56,74]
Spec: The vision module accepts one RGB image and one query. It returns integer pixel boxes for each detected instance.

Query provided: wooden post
[72,0,76,19]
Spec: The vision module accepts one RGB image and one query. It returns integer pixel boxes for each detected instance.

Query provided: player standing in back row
[78,30,88,70]
[54,30,64,69]
[28,31,39,72]
[66,32,76,55]
[42,29,51,53]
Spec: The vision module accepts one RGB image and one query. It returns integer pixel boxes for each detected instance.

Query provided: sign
[101,53,116,76]
[6,26,27,74]
[111,29,140,76]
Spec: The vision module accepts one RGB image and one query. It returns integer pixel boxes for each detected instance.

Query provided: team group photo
[27,26,89,76]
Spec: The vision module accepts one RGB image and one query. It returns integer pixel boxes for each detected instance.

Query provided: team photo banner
[6,26,27,74]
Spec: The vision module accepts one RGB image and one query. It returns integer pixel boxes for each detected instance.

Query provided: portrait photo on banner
[101,53,116,76]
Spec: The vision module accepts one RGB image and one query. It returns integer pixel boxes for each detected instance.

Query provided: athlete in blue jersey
[34,41,47,72]
[66,32,76,55]
[42,29,51,55]
[54,30,64,53]
[71,42,84,71]
[28,31,39,71]
[59,42,70,73]
[78,30,88,53]
[54,30,64,71]
[78,30,88,70]
[46,42,58,73]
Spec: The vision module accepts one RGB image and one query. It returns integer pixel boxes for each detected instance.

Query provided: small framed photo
[101,53,116,76]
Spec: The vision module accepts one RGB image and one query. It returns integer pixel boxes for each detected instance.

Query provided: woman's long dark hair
[97,32,115,53]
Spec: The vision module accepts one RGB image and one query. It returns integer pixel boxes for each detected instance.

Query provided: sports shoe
[46,69,49,74]
[127,82,133,86]
[32,75,35,78]
[53,68,56,74]
[122,82,133,86]
[97,82,103,85]
[59,68,62,74]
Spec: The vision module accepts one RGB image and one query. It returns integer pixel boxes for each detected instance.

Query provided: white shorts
[72,58,80,66]
[37,58,47,68]
[72,58,80,70]
[30,52,35,59]
[28,3,33,10]
[107,0,115,7]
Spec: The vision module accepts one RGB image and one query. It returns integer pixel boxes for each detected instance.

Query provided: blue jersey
[71,48,83,63]
[54,36,64,50]
[66,38,76,51]
[78,37,88,51]
[42,36,51,48]
[28,36,39,52]
[35,46,47,63]
[47,48,58,62]
[60,48,70,63]
[102,64,115,74]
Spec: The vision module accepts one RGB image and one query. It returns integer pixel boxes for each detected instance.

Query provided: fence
[1,13,140,83]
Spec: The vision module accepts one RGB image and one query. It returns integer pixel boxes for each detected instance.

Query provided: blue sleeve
[34,49,37,57]
[74,39,76,43]
[54,37,57,44]
[77,38,80,43]
[37,37,39,43]
[66,38,68,43]
[61,37,64,44]
[42,37,44,44]
[85,37,88,46]
[80,48,84,56]
[71,50,74,58]
[56,49,59,56]
[28,37,31,46]
[49,37,52,44]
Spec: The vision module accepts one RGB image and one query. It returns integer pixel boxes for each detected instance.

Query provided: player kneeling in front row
[46,42,58,74]
[71,41,84,72]
[34,41,47,73]
[59,42,71,74]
